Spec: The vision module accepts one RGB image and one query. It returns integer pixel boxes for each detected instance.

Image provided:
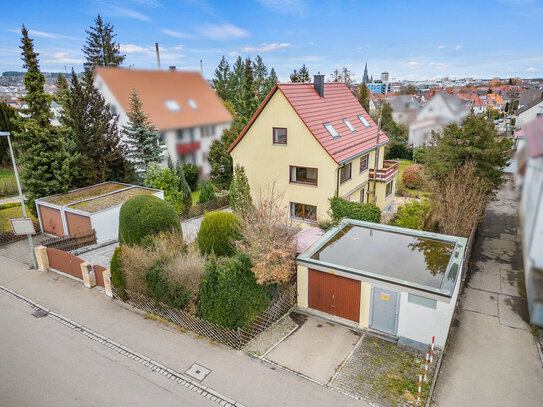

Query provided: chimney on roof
[169,66,176,71]
[314,74,325,97]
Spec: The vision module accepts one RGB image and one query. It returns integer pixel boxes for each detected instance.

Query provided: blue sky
[1,0,542,81]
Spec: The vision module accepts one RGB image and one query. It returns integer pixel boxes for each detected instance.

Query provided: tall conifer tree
[212,56,230,100]
[82,14,125,70]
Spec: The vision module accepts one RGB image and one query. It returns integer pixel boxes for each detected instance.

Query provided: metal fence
[42,230,97,251]
[180,195,230,221]
[114,284,297,349]
[0,220,41,246]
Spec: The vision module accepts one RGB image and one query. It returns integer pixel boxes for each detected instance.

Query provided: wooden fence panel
[0,221,41,246]
[180,196,230,221]
[42,230,97,251]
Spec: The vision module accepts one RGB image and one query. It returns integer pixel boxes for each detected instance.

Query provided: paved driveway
[433,176,543,407]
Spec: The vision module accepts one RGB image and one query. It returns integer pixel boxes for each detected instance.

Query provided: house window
[385,180,394,197]
[357,114,371,128]
[324,123,340,139]
[290,202,317,222]
[273,127,287,144]
[343,118,356,133]
[340,163,352,184]
[360,187,365,203]
[176,129,184,140]
[408,294,437,309]
[359,154,369,173]
[290,166,318,186]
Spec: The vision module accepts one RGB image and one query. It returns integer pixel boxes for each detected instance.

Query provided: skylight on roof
[188,99,198,110]
[343,118,356,133]
[358,115,371,128]
[324,123,340,139]
[165,100,181,112]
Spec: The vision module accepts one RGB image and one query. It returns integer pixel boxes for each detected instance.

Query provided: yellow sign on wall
[381,294,390,301]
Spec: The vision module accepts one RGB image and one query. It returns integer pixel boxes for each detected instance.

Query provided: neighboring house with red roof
[94,67,233,177]
[228,75,398,224]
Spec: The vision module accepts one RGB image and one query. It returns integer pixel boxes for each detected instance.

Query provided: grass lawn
[0,167,19,197]
[0,205,37,232]
[191,186,200,206]
[395,158,431,198]
[0,168,15,182]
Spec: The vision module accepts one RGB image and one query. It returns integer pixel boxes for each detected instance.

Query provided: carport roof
[297,219,467,298]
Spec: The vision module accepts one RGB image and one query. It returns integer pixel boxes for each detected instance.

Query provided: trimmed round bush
[110,246,127,300]
[197,211,240,256]
[402,164,425,189]
[329,197,381,223]
[119,195,181,246]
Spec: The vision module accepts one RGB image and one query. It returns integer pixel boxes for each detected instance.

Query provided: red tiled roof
[228,82,389,164]
[94,67,232,131]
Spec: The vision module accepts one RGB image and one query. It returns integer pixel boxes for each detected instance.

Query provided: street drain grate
[32,309,49,318]
[185,363,211,381]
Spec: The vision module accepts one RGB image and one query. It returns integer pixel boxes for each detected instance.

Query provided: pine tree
[358,82,370,112]
[212,56,230,100]
[228,56,244,110]
[0,103,19,164]
[174,160,193,208]
[123,89,163,173]
[13,26,75,214]
[330,69,341,82]
[55,74,69,103]
[263,68,278,97]
[61,70,132,186]
[253,55,268,102]
[208,119,245,189]
[229,165,253,216]
[237,58,259,124]
[82,14,125,71]
[290,69,299,83]
[298,64,310,82]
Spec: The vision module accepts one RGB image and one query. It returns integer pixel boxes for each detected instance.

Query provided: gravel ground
[244,315,298,356]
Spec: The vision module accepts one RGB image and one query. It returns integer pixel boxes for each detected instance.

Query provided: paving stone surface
[329,335,439,406]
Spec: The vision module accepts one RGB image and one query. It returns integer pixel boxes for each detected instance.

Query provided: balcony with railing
[176,141,201,155]
[369,160,399,181]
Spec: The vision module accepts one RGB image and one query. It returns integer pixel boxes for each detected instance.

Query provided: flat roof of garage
[297,219,467,297]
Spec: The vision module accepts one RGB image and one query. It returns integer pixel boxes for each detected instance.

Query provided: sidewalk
[432,176,543,407]
[0,254,363,407]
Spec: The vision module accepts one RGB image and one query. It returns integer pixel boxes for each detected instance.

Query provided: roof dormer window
[324,123,340,139]
[165,100,181,112]
[343,118,356,133]
[188,99,198,110]
[357,114,371,128]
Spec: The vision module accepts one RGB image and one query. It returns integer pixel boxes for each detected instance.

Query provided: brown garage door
[38,205,65,236]
[308,269,361,323]
[66,212,92,236]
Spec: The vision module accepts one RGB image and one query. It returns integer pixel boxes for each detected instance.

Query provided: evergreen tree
[290,68,299,83]
[228,56,244,110]
[330,69,341,82]
[229,165,253,216]
[290,64,310,83]
[0,103,19,164]
[174,160,193,208]
[123,89,163,173]
[13,26,75,214]
[358,83,370,112]
[55,74,69,102]
[198,181,216,203]
[212,56,230,100]
[237,58,260,124]
[61,70,132,186]
[208,119,245,189]
[263,68,278,97]
[253,55,269,102]
[82,14,125,71]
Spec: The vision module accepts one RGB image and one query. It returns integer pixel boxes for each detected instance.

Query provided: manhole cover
[185,363,211,381]
[32,309,49,318]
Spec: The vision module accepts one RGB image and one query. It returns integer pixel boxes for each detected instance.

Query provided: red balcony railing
[176,141,201,155]
[369,160,399,181]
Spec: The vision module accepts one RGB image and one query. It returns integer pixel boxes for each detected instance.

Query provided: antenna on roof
[155,42,161,70]
[200,59,203,76]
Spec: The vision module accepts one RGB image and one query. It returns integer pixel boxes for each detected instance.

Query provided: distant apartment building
[388,95,421,127]
[94,67,233,177]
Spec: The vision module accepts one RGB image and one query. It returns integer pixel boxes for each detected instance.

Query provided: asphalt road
[0,293,215,407]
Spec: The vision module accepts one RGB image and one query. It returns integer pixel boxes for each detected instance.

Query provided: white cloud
[43,52,84,64]
[438,45,445,49]
[120,44,149,53]
[526,66,539,72]
[229,51,239,56]
[199,24,249,41]
[406,61,425,69]
[455,44,462,50]
[258,0,306,16]
[405,61,447,70]
[241,42,290,53]
[162,29,194,39]
[309,41,315,46]
[109,6,151,22]
[429,62,448,69]
[172,45,184,51]
[8,28,77,40]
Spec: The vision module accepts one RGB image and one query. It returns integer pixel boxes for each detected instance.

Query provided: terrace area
[369,160,399,181]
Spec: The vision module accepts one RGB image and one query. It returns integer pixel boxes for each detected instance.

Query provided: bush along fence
[41,230,97,251]
[0,220,41,246]
[33,245,112,296]
[180,195,230,221]
[113,284,297,349]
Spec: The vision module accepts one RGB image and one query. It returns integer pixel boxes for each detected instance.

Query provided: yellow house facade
[228,77,398,225]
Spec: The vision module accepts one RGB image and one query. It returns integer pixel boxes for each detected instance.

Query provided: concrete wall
[231,89,397,225]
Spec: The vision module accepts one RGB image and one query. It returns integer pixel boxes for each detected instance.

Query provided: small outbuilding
[36,182,164,244]
[296,219,467,349]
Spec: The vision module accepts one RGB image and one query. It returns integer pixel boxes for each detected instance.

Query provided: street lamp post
[0,131,37,269]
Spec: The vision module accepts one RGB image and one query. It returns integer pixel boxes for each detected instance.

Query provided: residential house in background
[228,75,398,226]
[94,67,233,177]
[388,95,421,127]
[516,90,543,128]
[408,91,469,146]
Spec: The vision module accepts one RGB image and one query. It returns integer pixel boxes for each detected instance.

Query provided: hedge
[197,211,240,256]
[329,197,381,223]
[144,261,191,309]
[110,246,127,300]
[197,252,269,329]
[119,195,181,246]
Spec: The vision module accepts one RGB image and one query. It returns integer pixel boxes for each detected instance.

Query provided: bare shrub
[402,164,425,189]
[237,183,299,286]
[432,162,487,237]
[163,244,206,314]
